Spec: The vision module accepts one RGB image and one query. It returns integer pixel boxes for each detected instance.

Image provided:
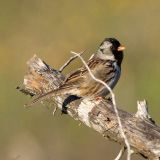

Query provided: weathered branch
[18,55,160,160]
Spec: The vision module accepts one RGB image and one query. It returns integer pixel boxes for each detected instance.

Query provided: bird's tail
[24,89,60,107]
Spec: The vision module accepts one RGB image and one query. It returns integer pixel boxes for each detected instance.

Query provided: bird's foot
[95,96,104,101]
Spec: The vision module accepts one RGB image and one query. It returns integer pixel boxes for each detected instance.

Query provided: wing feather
[26,56,117,106]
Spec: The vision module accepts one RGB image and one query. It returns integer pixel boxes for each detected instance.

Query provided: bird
[26,37,125,107]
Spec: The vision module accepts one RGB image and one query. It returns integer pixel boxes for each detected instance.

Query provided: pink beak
[117,45,125,51]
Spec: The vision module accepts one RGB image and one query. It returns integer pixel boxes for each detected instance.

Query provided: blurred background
[1,0,160,159]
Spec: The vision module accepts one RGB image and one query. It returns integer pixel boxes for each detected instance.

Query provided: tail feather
[24,89,58,107]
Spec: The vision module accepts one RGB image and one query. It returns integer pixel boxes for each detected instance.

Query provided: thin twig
[52,106,58,116]
[59,51,84,72]
[71,51,131,160]
[114,146,126,160]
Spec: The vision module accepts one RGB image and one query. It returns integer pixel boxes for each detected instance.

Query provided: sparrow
[26,37,125,106]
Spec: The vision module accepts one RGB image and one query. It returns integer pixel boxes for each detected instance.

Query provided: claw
[95,96,104,101]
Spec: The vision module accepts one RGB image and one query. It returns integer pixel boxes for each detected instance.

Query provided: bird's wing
[61,57,103,88]
[25,57,115,107]
[25,57,97,106]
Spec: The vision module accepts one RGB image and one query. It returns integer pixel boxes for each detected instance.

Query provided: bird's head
[97,37,125,66]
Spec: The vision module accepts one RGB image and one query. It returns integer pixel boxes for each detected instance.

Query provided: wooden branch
[17,55,160,160]
[59,51,84,72]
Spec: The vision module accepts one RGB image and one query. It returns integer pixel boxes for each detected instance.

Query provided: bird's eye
[110,46,114,50]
